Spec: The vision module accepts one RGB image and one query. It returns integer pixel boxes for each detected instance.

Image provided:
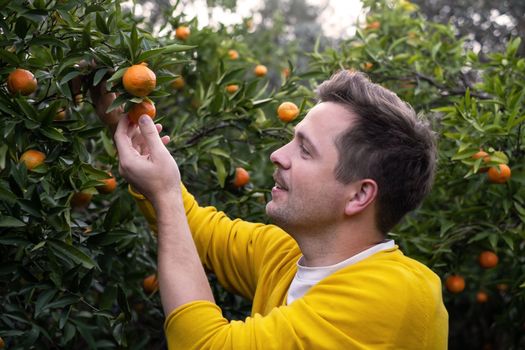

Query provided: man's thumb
[138,115,162,148]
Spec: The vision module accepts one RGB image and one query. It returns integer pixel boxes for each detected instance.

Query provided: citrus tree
[0,0,308,348]
[1,0,524,349]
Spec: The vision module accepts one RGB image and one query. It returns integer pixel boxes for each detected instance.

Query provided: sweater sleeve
[129,184,292,300]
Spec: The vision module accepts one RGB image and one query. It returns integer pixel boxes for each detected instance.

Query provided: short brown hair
[317,70,437,234]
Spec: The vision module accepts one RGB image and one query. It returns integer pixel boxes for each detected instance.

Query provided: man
[94,70,448,349]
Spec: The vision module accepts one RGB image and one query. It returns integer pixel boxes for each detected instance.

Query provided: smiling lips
[273,172,288,191]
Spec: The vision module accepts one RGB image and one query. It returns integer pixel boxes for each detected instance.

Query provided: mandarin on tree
[172,76,185,90]
[143,274,159,294]
[128,98,156,124]
[225,84,239,93]
[472,150,491,173]
[0,336,4,348]
[7,68,37,95]
[363,62,374,71]
[478,251,499,269]
[277,101,300,123]
[175,26,190,41]
[20,149,46,170]
[228,49,239,60]
[54,108,66,121]
[476,291,489,304]
[254,64,268,77]
[445,274,465,294]
[96,172,117,194]
[487,164,511,184]
[122,63,156,97]
[233,167,250,188]
[71,191,93,209]
[365,20,381,30]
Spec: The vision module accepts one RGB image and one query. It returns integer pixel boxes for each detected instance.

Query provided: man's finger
[114,116,136,162]
[138,115,165,153]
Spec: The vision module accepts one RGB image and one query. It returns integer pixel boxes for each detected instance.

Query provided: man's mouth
[273,172,288,191]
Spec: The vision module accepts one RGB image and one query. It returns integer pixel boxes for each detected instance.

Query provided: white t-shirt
[287,239,396,304]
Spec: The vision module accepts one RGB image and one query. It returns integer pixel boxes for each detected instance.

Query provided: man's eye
[300,144,310,155]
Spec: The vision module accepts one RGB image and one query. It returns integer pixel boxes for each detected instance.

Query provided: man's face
[266,102,354,233]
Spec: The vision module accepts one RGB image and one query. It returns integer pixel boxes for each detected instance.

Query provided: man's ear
[344,179,378,216]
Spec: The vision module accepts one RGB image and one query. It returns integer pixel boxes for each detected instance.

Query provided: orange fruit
[225,84,239,93]
[472,150,490,173]
[0,336,4,348]
[175,26,190,41]
[254,64,268,77]
[228,49,239,60]
[55,108,66,121]
[71,191,93,209]
[496,283,509,292]
[20,149,46,170]
[363,62,373,71]
[172,76,185,90]
[277,101,299,123]
[143,274,159,294]
[478,251,498,269]
[122,64,156,97]
[233,167,250,188]
[7,68,37,95]
[96,172,117,194]
[282,67,290,78]
[365,20,380,30]
[476,291,489,303]
[128,98,156,124]
[487,163,511,184]
[445,274,465,294]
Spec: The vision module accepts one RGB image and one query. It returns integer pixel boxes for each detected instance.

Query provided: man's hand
[114,115,179,207]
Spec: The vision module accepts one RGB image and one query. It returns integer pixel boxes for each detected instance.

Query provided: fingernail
[139,115,150,124]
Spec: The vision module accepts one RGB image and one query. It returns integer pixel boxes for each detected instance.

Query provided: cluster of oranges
[445,250,499,304]
[471,149,512,184]
[122,63,157,124]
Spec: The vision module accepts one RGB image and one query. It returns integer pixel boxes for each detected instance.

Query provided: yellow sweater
[131,186,448,349]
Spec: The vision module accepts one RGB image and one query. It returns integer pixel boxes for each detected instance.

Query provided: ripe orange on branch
[487,164,511,184]
[476,291,489,303]
[228,49,239,60]
[128,98,156,124]
[478,251,498,269]
[233,167,250,188]
[20,149,46,170]
[71,191,93,209]
[172,76,185,90]
[143,274,159,294]
[277,102,299,123]
[225,84,239,93]
[96,172,117,194]
[122,63,156,97]
[445,274,465,294]
[175,26,190,41]
[472,150,490,173]
[7,68,37,95]
[254,64,268,77]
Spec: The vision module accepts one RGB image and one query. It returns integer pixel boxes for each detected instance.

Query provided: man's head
[316,70,437,234]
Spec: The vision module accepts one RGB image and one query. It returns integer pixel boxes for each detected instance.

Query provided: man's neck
[292,224,385,267]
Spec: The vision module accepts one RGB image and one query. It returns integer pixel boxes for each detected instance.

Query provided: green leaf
[212,155,227,188]
[40,126,68,142]
[0,216,26,227]
[95,12,109,34]
[93,68,109,87]
[47,239,98,270]
[59,70,81,86]
[0,49,21,65]
[35,289,58,317]
[106,93,128,113]
[117,285,131,320]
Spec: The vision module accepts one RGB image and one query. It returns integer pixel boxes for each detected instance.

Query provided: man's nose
[270,144,291,169]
